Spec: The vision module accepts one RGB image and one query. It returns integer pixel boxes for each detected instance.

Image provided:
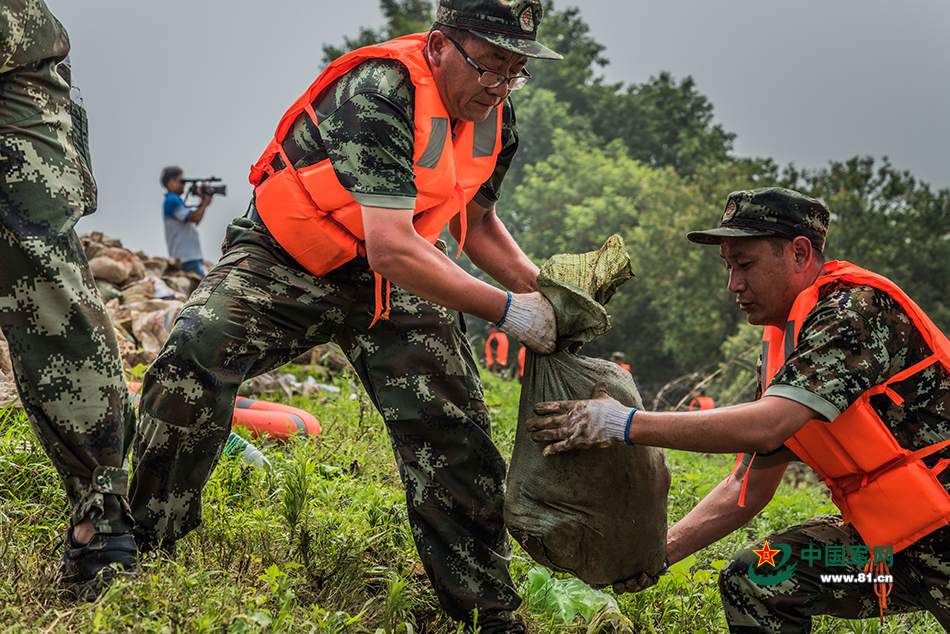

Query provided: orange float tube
[233,396,322,441]
[127,382,321,442]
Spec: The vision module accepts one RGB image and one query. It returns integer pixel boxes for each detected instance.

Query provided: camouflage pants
[719,515,950,632]
[130,216,521,628]
[0,46,135,533]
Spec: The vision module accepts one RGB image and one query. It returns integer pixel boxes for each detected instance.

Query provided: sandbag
[131,305,183,354]
[88,254,131,285]
[505,235,671,586]
[121,278,155,305]
[0,329,11,376]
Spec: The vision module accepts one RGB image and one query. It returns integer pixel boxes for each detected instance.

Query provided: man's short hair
[763,235,826,265]
[430,23,474,44]
[161,166,183,188]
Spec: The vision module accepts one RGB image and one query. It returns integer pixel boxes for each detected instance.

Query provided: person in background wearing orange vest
[526,188,950,632]
[688,394,714,411]
[485,324,509,375]
[517,344,526,382]
[610,351,631,372]
[130,2,561,633]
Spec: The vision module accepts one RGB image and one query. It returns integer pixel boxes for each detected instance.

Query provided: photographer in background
[160,166,215,278]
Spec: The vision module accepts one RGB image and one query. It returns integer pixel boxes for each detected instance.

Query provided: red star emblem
[753,540,781,567]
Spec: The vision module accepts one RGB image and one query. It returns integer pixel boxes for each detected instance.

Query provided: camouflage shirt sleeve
[275,58,417,210]
[760,279,950,483]
[763,281,920,422]
[276,58,518,211]
[0,0,69,76]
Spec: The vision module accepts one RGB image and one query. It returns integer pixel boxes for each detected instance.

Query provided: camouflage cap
[687,187,830,251]
[434,0,563,60]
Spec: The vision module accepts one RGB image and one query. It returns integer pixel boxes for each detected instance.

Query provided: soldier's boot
[133,532,177,559]
[469,616,528,634]
[59,528,137,601]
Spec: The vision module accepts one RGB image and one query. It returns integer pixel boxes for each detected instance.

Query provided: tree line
[327,1,950,406]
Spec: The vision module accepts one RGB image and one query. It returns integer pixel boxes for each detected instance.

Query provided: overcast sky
[45,0,950,261]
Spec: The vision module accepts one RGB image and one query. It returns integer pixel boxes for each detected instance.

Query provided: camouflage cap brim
[469,30,563,59]
[687,227,780,245]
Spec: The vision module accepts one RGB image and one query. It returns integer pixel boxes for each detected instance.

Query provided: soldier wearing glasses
[130,1,562,632]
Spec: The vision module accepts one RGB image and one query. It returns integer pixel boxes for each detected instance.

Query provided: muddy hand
[612,571,660,595]
[525,381,637,456]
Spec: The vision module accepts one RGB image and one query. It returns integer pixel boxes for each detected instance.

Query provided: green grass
[0,371,944,633]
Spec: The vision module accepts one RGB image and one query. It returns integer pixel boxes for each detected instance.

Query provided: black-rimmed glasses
[444,34,531,91]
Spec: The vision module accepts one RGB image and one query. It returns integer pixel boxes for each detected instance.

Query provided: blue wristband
[495,292,513,327]
[624,408,637,446]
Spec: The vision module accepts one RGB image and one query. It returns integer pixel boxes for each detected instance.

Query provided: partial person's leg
[719,515,950,633]
[335,270,521,632]
[1,54,136,599]
[0,82,134,539]
[180,259,205,278]
[130,217,349,544]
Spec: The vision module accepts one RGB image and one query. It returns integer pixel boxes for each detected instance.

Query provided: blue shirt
[163,192,202,263]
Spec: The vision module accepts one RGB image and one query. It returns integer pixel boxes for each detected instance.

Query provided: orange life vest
[248,33,504,281]
[763,260,950,551]
[486,331,509,368]
[689,396,714,411]
[518,345,526,377]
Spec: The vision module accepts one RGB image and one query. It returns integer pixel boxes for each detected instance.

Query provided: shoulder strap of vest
[761,281,820,390]
[763,260,950,393]
[249,33,431,186]
[279,33,430,143]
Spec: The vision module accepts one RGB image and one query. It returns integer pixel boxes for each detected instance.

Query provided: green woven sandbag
[505,235,671,586]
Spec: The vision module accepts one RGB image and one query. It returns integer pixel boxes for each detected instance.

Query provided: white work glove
[525,381,637,456]
[497,291,557,354]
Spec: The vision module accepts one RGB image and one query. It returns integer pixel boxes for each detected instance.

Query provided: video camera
[182,176,227,198]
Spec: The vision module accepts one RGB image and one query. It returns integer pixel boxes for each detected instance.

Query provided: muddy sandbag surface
[505,235,671,586]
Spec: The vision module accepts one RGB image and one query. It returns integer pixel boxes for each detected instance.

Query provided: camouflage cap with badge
[687,187,830,252]
[434,0,563,60]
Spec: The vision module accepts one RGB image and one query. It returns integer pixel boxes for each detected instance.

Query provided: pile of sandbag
[0,232,355,407]
[82,231,202,305]
[0,330,16,410]
[79,231,205,370]
[0,233,199,406]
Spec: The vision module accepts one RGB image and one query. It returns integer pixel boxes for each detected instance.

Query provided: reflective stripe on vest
[763,260,950,551]
[248,33,504,279]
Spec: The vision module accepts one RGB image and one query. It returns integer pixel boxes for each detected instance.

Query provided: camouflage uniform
[725,280,950,632]
[131,56,522,629]
[0,0,135,533]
